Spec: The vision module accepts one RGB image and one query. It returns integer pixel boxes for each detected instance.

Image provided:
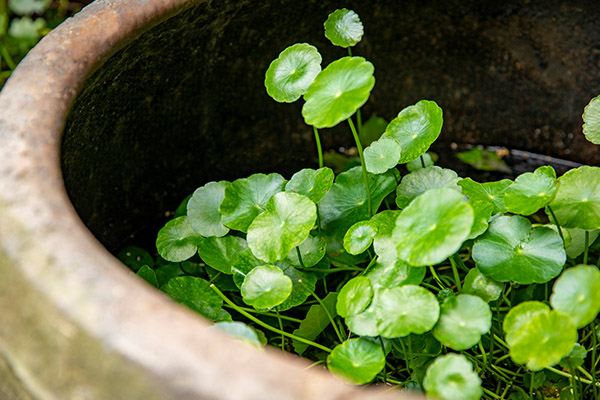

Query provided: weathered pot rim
[0,0,415,399]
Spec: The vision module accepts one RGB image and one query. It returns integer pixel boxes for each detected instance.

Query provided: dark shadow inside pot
[62,0,600,253]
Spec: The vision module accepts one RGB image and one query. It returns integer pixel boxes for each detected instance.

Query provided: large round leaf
[547,166,600,230]
[343,220,377,255]
[392,187,474,266]
[550,265,600,328]
[197,235,248,274]
[503,301,551,345]
[364,138,401,174]
[375,285,440,338]
[156,216,204,262]
[302,56,375,128]
[458,178,512,214]
[472,215,565,284]
[463,268,503,303]
[337,276,373,318]
[241,265,292,309]
[395,166,461,209]
[583,95,600,144]
[423,353,483,400]
[220,173,286,232]
[264,43,322,103]
[247,192,317,263]
[504,166,558,216]
[327,338,385,384]
[323,8,363,48]
[381,100,443,163]
[285,167,334,203]
[187,181,229,237]
[433,294,492,350]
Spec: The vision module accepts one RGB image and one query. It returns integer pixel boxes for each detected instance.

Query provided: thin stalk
[347,47,352,57]
[429,265,446,289]
[357,110,363,134]
[299,279,345,343]
[347,118,373,217]
[420,155,426,168]
[304,360,325,370]
[547,205,566,246]
[313,126,324,169]
[546,366,600,386]
[450,254,463,292]
[276,309,285,351]
[223,305,302,323]
[593,321,599,399]
[568,360,579,400]
[208,271,222,283]
[478,341,488,371]
[210,284,332,353]
[0,43,16,70]
[378,336,387,383]
[296,247,306,268]
[585,230,590,265]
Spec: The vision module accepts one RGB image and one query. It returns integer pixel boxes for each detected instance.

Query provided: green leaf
[156,216,204,262]
[558,343,587,369]
[423,353,483,400]
[458,178,512,215]
[136,265,159,288]
[504,166,558,216]
[174,194,191,217]
[247,192,317,263]
[155,262,185,287]
[550,264,600,328]
[364,259,426,289]
[292,293,338,355]
[302,56,375,128]
[0,3,8,38]
[231,249,264,289]
[197,235,248,274]
[472,215,566,284]
[463,268,504,302]
[381,100,443,163]
[286,235,326,268]
[323,8,363,48]
[343,220,377,255]
[8,0,49,15]
[406,152,436,171]
[583,95,600,144]
[264,43,322,103]
[456,147,511,173]
[508,310,577,371]
[359,114,388,146]
[547,166,600,230]
[241,265,292,309]
[220,173,286,232]
[433,294,492,350]
[337,276,373,318]
[392,187,474,266]
[275,261,318,311]
[565,228,599,258]
[327,338,385,385]
[187,181,229,237]
[468,200,494,240]
[375,285,440,338]
[395,166,461,209]
[503,301,551,345]
[214,321,262,347]
[8,16,44,41]
[319,166,397,239]
[364,138,401,174]
[117,245,154,272]
[161,276,231,321]
[285,167,334,203]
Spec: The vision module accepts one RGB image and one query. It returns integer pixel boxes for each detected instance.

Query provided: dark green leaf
[197,235,248,274]
[117,245,154,272]
[136,265,159,288]
[292,293,338,355]
[456,147,511,173]
[161,276,231,321]
[156,216,204,262]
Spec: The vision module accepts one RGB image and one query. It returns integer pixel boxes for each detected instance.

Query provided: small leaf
[276,261,318,311]
[327,338,385,385]
[583,95,600,144]
[456,147,511,173]
[550,264,600,328]
[285,167,334,203]
[156,216,204,262]
[558,343,587,369]
[337,276,373,318]
[463,268,504,302]
[214,321,262,347]
[265,43,322,103]
[293,293,338,355]
[197,235,248,274]
[468,200,494,240]
[433,294,492,350]
[423,353,483,400]
[323,8,364,48]
[241,265,292,309]
[8,16,45,40]
[187,181,229,237]
[117,245,154,272]
[161,276,231,321]
[343,220,377,255]
[382,100,443,163]
[395,166,461,209]
[459,178,513,214]
[302,56,375,128]
[8,0,49,15]
[286,235,326,267]
[364,138,401,174]
[364,259,426,289]
[504,166,558,216]
[503,301,551,345]
[136,265,159,288]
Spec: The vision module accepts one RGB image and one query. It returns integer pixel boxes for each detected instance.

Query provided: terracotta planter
[1,0,599,398]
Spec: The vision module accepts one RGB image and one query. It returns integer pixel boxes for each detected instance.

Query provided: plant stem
[593,321,599,399]
[222,305,302,323]
[296,247,306,268]
[313,126,324,168]
[276,309,285,351]
[428,265,446,289]
[450,254,463,292]
[547,205,566,246]
[378,336,387,383]
[478,341,488,371]
[210,284,332,353]
[585,230,590,265]
[299,279,345,343]
[347,47,352,57]
[420,155,426,168]
[347,118,373,217]
[546,366,600,386]
[357,110,362,134]
[0,43,16,70]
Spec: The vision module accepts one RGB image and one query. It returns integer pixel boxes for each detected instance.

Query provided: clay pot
[1,0,599,398]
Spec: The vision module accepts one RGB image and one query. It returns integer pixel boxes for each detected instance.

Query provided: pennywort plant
[119,9,600,400]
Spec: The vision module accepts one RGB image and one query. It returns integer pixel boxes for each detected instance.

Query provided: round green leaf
[156,216,204,262]
[463,268,504,302]
[197,235,248,274]
[364,259,426,289]
[286,235,326,267]
[275,261,318,311]
[161,276,231,321]
[343,220,377,255]
[565,228,598,258]
[547,166,600,230]
[472,215,566,284]
[433,294,492,350]
[264,43,322,103]
[220,173,286,232]
[423,353,482,400]
[375,285,440,338]
[136,265,159,288]
[241,265,293,309]
[559,343,587,369]
[285,167,334,203]
[214,321,262,347]
[337,276,373,318]
[187,181,229,237]
[364,138,401,174]
[504,166,558,216]
[392,187,474,266]
[327,338,385,385]
[458,178,512,214]
[302,56,375,128]
[468,199,494,240]
[583,95,600,144]
[395,166,461,209]
[503,301,551,345]
[508,310,577,371]
[381,100,443,163]
[323,8,363,48]
[247,192,317,263]
[550,264,600,328]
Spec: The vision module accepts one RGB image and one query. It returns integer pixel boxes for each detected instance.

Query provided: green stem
[0,43,16,70]
[593,321,599,399]
[357,110,362,134]
[210,284,332,353]
[546,366,600,386]
[429,265,446,289]
[347,118,373,217]
[478,341,488,371]
[296,247,306,268]
[347,47,352,57]
[585,230,590,265]
[378,336,387,383]
[276,309,285,351]
[222,305,302,323]
[313,126,324,169]
[450,254,463,292]
[547,205,566,247]
[568,360,579,400]
[299,279,345,343]
[420,155,426,169]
